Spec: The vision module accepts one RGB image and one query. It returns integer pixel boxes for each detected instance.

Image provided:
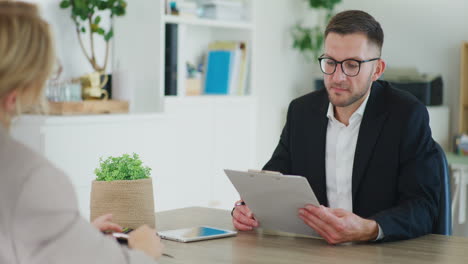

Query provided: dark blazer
[263,80,440,242]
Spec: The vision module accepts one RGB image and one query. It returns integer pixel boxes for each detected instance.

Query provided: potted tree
[90,153,156,229]
[59,0,127,99]
[291,0,342,91]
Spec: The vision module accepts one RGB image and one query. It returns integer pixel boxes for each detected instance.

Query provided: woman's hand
[128,225,164,260]
[92,214,123,233]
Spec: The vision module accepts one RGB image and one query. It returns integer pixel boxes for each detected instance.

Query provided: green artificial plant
[59,0,127,72]
[291,0,342,60]
[95,153,151,181]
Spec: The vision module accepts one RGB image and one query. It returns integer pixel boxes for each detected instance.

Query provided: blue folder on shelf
[204,50,233,94]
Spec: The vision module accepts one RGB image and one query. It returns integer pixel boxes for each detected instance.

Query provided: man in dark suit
[231,10,440,244]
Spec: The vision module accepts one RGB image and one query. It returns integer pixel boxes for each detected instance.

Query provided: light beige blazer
[0,125,157,264]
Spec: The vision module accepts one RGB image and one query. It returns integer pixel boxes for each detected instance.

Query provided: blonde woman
[0,1,163,263]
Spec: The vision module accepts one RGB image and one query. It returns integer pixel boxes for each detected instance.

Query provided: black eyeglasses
[318,57,380,77]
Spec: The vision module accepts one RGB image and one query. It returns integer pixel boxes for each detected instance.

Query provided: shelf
[165,95,255,104]
[163,15,253,30]
[16,113,166,125]
[45,100,129,115]
[165,94,254,99]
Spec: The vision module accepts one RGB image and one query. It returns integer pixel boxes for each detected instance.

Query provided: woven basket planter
[90,178,155,229]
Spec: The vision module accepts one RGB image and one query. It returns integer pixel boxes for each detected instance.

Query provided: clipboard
[224,169,321,237]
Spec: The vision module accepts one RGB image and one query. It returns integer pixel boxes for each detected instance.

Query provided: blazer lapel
[352,82,388,202]
[306,91,329,206]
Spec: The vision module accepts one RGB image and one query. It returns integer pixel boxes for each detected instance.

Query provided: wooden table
[156,207,468,264]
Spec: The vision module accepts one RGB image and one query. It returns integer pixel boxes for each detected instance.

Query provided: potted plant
[291,0,342,91]
[90,153,156,229]
[59,0,127,99]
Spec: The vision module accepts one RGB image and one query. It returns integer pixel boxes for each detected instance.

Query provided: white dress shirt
[325,91,384,240]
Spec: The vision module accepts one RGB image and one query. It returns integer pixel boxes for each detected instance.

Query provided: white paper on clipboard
[224,169,321,237]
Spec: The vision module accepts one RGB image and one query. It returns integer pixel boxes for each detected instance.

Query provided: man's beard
[326,72,373,107]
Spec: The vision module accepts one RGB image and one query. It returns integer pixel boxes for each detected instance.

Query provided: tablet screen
[158,226,236,242]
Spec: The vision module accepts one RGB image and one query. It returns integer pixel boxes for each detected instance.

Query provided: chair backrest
[433,142,452,235]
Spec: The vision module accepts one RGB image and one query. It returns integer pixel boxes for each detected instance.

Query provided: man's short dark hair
[325,10,384,54]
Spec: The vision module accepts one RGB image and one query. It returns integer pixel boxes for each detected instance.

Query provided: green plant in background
[95,153,151,181]
[291,0,342,60]
[59,0,127,72]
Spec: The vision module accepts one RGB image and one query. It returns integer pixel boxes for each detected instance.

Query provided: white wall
[342,0,468,139]
[253,0,468,165]
[29,0,111,79]
[278,0,468,148]
[253,0,315,167]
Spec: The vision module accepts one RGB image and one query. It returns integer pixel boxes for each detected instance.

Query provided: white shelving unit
[113,0,256,106]
[159,0,255,99]
[163,15,254,30]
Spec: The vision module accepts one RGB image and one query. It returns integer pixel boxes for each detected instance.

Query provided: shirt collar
[326,88,371,124]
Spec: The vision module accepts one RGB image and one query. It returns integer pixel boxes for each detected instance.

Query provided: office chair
[433,142,452,235]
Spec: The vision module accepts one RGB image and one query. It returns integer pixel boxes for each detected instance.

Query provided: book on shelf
[204,41,248,95]
[165,23,178,96]
[204,50,232,94]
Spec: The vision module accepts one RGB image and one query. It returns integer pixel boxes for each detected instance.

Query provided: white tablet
[224,169,320,237]
[158,226,237,243]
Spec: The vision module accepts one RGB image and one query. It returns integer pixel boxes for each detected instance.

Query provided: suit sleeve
[370,103,440,241]
[262,101,294,174]
[12,165,158,264]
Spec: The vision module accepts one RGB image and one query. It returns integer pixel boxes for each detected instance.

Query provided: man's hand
[92,214,123,233]
[232,200,259,231]
[299,205,379,244]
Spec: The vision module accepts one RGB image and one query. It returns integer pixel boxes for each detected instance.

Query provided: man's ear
[372,59,386,82]
[1,90,18,114]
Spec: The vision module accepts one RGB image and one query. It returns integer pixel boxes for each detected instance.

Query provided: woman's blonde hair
[0,0,55,115]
